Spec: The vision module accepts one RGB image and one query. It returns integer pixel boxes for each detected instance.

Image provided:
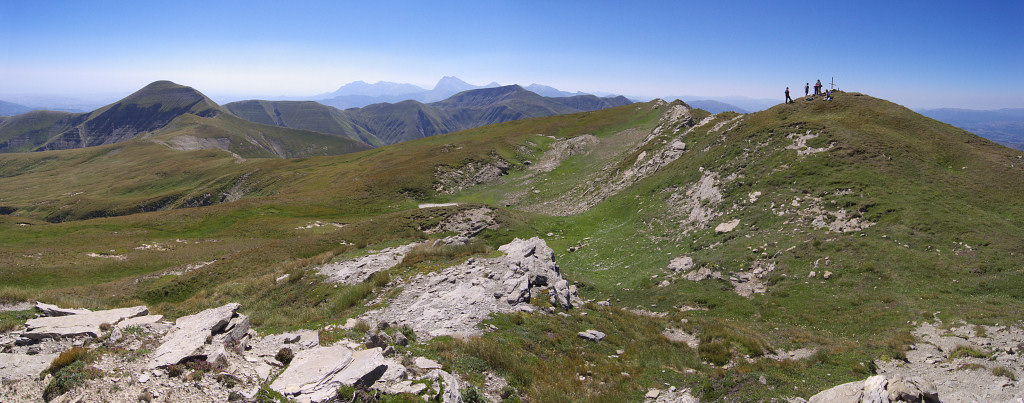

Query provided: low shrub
[167,364,184,378]
[276,347,294,364]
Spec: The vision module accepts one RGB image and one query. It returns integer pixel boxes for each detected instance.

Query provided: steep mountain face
[0,81,223,153]
[234,85,634,146]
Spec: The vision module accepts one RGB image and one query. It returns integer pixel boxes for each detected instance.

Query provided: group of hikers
[785,79,832,103]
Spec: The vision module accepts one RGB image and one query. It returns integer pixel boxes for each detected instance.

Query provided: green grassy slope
[223,100,384,147]
[1,92,1022,401]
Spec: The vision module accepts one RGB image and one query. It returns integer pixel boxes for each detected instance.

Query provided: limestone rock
[0,352,58,381]
[270,345,386,403]
[426,369,462,403]
[148,303,240,368]
[499,237,561,287]
[115,315,164,329]
[578,329,606,342]
[668,256,694,272]
[363,237,578,340]
[414,357,442,370]
[23,305,148,340]
[808,379,864,403]
[35,301,91,317]
[810,374,942,403]
[714,219,740,233]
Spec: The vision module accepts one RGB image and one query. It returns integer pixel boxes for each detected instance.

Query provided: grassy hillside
[1,92,1022,401]
[224,100,384,147]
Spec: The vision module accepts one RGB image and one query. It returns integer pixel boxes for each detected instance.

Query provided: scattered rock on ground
[148,303,245,369]
[22,305,148,341]
[270,345,387,403]
[578,329,606,342]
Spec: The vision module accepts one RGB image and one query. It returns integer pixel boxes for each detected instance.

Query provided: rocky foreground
[1,238,1022,402]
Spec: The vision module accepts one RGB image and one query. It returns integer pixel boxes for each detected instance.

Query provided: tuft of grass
[396,240,489,271]
[43,360,103,401]
[44,347,91,375]
[698,341,732,366]
[992,366,1017,381]
[948,345,988,360]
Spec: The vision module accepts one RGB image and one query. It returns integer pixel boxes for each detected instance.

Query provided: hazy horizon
[2,1,1021,110]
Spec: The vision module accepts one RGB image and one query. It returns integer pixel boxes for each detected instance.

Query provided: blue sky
[1,1,1021,109]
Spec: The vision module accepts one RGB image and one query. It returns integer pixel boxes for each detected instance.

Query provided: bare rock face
[270,345,386,403]
[148,303,244,369]
[22,305,149,340]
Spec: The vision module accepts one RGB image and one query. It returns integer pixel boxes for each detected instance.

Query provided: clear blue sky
[1,0,1021,109]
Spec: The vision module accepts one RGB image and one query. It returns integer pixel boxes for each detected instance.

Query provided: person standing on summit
[814,79,822,96]
[785,87,793,104]
[805,83,809,97]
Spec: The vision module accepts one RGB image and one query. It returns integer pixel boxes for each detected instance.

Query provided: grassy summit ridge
[1,91,1022,401]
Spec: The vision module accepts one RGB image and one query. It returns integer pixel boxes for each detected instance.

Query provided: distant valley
[918,108,1024,150]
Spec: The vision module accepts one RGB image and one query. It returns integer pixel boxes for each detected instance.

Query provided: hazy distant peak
[433,76,474,92]
[329,80,426,98]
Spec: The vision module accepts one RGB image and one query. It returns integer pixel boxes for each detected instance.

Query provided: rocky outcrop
[364,237,581,339]
[270,345,387,403]
[148,303,247,369]
[807,374,938,403]
[318,242,423,285]
[22,305,148,340]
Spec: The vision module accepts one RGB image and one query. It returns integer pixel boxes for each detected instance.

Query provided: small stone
[577,329,606,342]
[645,389,661,399]
[823,271,832,279]
[808,271,816,278]
[414,357,442,370]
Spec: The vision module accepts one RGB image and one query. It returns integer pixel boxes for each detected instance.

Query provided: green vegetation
[948,345,989,360]
[2,92,1023,401]
[42,347,103,401]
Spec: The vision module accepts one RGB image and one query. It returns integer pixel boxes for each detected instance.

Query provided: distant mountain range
[0,80,631,155]
[917,108,1024,151]
[228,84,632,145]
[0,100,33,116]
[0,81,370,157]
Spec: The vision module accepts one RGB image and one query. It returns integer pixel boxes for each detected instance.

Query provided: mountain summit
[0,81,223,152]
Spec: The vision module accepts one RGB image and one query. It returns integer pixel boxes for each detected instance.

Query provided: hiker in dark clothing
[805,83,809,96]
[814,80,822,96]
[785,87,792,104]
